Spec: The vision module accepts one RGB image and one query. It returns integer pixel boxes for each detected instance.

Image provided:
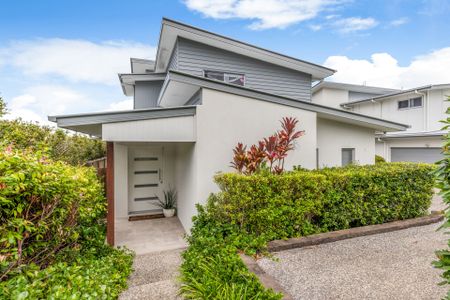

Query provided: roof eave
[165,70,408,132]
[155,18,335,79]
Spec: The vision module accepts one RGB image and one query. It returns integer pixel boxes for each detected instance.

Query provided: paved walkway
[259,202,449,300]
[115,217,187,255]
[119,249,184,300]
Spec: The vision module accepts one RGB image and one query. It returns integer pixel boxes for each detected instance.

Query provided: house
[48,18,407,244]
[312,81,449,163]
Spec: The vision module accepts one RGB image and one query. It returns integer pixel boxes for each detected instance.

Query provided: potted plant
[156,187,177,217]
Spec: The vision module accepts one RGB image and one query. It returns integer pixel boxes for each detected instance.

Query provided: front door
[128,147,164,215]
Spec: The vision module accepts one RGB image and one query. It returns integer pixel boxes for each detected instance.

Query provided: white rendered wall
[192,88,317,224]
[114,143,128,219]
[174,143,197,230]
[312,88,348,108]
[317,118,375,167]
[102,116,196,142]
[352,89,450,133]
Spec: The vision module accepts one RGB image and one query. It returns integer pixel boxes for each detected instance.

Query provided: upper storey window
[204,70,245,86]
[397,97,423,110]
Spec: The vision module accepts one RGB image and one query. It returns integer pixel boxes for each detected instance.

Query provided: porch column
[106,142,115,246]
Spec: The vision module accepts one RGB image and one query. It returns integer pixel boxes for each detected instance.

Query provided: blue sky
[1,0,449,124]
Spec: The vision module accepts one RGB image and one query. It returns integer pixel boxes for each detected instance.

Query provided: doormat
[128,213,164,221]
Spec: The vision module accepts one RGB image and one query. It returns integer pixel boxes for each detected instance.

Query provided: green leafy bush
[180,205,281,300]
[433,100,450,297]
[181,163,434,299]
[0,148,105,279]
[375,154,386,164]
[213,163,434,241]
[0,148,133,298]
[0,118,105,165]
[0,245,133,299]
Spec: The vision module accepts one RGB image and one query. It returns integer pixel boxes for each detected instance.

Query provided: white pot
[163,208,175,218]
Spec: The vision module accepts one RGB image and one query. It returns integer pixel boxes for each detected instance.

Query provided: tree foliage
[0,119,105,165]
[433,98,450,297]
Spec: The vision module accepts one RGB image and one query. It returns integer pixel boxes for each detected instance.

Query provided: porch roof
[48,106,196,137]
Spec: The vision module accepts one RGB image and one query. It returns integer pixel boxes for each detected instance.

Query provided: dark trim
[106,142,114,246]
[49,106,196,127]
[134,170,158,174]
[135,183,158,188]
[134,157,158,161]
[134,196,159,201]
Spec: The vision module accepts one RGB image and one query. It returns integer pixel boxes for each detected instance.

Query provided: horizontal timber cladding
[169,38,312,101]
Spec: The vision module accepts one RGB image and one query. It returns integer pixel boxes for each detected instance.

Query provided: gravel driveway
[258,221,448,300]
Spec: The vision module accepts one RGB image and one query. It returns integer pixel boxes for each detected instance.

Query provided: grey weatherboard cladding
[168,38,312,102]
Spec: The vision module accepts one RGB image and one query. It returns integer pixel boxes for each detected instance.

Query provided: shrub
[212,163,434,241]
[0,147,133,298]
[0,118,105,165]
[180,205,281,299]
[231,117,304,174]
[0,147,105,280]
[0,245,133,299]
[181,162,434,299]
[433,100,450,295]
[375,154,386,164]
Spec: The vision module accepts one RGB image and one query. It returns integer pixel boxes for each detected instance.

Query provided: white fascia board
[155,18,335,80]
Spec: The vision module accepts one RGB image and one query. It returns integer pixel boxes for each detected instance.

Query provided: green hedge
[212,163,434,241]
[181,163,434,299]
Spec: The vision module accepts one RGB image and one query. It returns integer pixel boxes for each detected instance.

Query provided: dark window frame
[398,96,423,110]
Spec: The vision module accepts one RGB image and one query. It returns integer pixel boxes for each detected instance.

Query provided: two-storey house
[49,19,406,245]
[312,81,449,163]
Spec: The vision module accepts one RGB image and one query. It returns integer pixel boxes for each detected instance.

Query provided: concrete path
[119,249,184,300]
[259,194,449,300]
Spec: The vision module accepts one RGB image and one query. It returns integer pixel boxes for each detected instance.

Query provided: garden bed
[180,163,435,299]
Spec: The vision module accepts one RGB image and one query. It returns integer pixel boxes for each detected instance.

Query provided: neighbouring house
[312,81,450,163]
[49,18,407,243]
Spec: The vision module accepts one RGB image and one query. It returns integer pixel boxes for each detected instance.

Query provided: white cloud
[333,17,378,33]
[323,47,450,88]
[183,0,347,30]
[389,17,409,27]
[309,24,322,31]
[107,99,133,111]
[4,85,92,125]
[0,39,156,85]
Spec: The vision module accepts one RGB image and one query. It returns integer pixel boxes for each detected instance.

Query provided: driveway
[258,196,448,300]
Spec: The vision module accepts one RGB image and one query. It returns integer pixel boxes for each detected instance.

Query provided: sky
[1,0,450,124]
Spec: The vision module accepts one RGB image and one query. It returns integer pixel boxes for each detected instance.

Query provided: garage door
[391,147,442,163]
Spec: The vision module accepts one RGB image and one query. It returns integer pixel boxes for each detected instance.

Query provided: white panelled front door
[128,147,164,215]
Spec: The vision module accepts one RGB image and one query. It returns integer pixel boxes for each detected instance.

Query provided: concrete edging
[239,253,294,300]
[268,212,444,253]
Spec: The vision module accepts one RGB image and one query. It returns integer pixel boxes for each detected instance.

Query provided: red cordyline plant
[230,117,304,175]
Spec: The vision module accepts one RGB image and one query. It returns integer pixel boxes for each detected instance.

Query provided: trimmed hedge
[180,162,434,299]
[212,163,435,241]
